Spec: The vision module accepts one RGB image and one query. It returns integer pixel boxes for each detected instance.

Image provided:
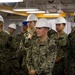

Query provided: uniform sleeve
[35,43,57,75]
[26,46,34,70]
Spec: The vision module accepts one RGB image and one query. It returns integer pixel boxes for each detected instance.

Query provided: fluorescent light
[26,11,45,14]
[0,10,14,13]
[0,0,23,3]
[13,8,39,11]
[44,13,60,16]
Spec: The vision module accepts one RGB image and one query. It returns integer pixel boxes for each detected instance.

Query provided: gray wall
[4,19,22,35]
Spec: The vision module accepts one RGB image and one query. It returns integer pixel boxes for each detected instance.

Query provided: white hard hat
[26,14,38,21]
[55,17,66,24]
[48,21,52,30]
[8,23,16,30]
[35,18,50,28]
[0,15,4,22]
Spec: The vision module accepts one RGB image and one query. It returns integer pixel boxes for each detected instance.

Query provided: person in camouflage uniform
[22,18,57,75]
[51,17,68,75]
[14,21,28,48]
[0,15,12,75]
[26,14,38,39]
[20,14,38,48]
[12,20,29,75]
[66,24,75,75]
[6,23,22,75]
[0,15,23,75]
[18,15,38,74]
[17,14,38,74]
[7,23,16,35]
[0,16,26,75]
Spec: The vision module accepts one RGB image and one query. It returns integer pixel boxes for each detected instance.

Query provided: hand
[29,70,36,75]
[28,34,32,39]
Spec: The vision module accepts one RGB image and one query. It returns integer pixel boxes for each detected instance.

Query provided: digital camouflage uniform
[23,31,37,48]
[6,31,21,75]
[14,31,29,47]
[67,27,75,75]
[11,31,29,75]
[51,32,68,75]
[0,30,11,75]
[23,37,57,75]
[48,29,57,38]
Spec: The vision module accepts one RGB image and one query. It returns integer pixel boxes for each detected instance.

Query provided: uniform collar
[55,32,66,38]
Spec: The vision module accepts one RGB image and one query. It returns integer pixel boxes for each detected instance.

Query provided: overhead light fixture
[13,8,39,11]
[26,11,45,14]
[44,13,60,16]
[44,10,60,16]
[0,0,23,3]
